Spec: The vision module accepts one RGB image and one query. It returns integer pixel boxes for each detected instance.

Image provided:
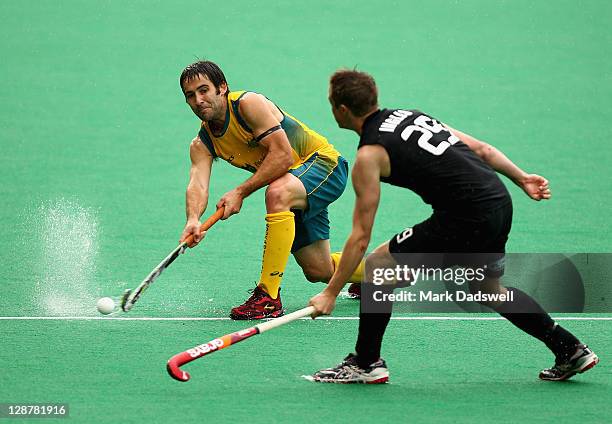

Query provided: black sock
[494,287,580,359]
[355,285,393,368]
[355,312,391,368]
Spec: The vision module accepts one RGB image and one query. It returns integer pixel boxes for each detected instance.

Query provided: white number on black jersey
[400,115,460,156]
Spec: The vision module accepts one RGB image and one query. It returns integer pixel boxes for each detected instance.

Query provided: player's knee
[265,184,292,211]
[365,251,396,279]
[365,253,380,270]
[302,267,332,283]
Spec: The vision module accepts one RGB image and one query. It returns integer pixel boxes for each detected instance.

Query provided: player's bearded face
[183,74,227,122]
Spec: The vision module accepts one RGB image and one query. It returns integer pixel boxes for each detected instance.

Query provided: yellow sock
[258,211,295,299]
[331,252,365,283]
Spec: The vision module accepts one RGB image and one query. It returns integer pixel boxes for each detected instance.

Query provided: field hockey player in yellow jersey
[178,60,362,320]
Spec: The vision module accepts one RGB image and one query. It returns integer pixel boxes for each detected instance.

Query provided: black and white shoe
[303,353,389,384]
[539,344,599,381]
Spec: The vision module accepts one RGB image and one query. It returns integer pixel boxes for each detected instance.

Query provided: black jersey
[359,109,510,213]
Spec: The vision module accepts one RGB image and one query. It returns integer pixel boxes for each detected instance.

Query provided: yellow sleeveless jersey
[197,91,340,173]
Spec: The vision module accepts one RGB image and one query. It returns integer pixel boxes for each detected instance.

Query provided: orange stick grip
[183,207,224,248]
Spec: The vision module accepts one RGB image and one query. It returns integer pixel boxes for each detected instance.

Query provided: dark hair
[329,69,378,117]
[180,60,229,95]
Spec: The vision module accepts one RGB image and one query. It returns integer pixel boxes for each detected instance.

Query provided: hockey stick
[120,207,225,312]
[166,306,315,382]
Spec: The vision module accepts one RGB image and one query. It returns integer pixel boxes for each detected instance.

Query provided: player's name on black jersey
[359,109,511,213]
[379,109,413,133]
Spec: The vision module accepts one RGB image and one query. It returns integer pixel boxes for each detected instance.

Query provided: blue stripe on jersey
[198,127,217,158]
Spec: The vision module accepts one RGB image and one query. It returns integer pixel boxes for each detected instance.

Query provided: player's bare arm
[180,137,213,247]
[447,125,551,201]
[310,145,386,317]
[216,93,294,219]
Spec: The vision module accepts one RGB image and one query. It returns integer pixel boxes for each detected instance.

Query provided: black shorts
[388,202,513,278]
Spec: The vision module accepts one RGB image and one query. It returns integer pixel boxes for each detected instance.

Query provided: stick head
[120,289,132,312]
[167,359,190,382]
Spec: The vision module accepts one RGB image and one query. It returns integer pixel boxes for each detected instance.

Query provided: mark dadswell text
[372,290,514,303]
